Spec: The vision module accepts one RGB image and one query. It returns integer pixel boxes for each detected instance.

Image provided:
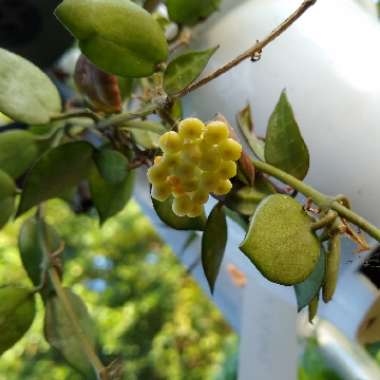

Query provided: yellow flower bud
[213,179,233,195]
[199,146,222,171]
[187,203,204,218]
[154,155,163,165]
[182,177,198,192]
[151,182,171,202]
[204,121,229,145]
[219,138,242,161]
[218,160,237,179]
[174,161,197,178]
[162,153,180,169]
[192,189,209,204]
[178,118,205,140]
[172,195,192,216]
[147,164,169,184]
[159,131,183,153]
[200,171,219,192]
[182,142,202,164]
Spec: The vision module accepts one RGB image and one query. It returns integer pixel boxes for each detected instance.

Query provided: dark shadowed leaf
[93,148,128,184]
[236,105,265,161]
[294,248,326,312]
[44,288,96,376]
[167,0,221,25]
[89,167,135,224]
[0,286,36,355]
[240,194,320,285]
[0,170,16,228]
[55,0,168,78]
[74,54,122,113]
[265,91,309,179]
[17,142,94,216]
[164,47,218,95]
[18,217,61,289]
[152,196,205,231]
[0,131,40,178]
[0,48,61,124]
[202,203,227,293]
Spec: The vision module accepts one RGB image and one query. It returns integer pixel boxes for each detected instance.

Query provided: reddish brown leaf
[74,54,122,113]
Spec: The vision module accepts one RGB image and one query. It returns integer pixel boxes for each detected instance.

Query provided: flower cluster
[148,118,242,217]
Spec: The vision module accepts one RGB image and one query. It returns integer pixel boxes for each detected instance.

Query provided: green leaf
[0,286,36,355]
[123,120,167,135]
[89,167,135,224]
[17,142,94,216]
[93,148,128,184]
[0,48,61,124]
[55,0,169,78]
[265,91,310,179]
[18,217,61,289]
[224,176,276,217]
[240,194,320,285]
[167,0,221,25]
[294,248,326,312]
[236,105,265,161]
[0,130,40,178]
[164,47,218,95]
[44,288,96,376]
[202,204,227,293]
[152,196,205,231]
[0,170,16,228]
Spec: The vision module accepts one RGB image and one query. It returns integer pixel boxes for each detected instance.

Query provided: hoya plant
[0,0,378,378]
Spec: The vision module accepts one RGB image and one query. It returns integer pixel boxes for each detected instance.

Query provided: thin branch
[176,0,317,97]
[51,109,101,123]
[95,104,159,131]
[252,158,380,242]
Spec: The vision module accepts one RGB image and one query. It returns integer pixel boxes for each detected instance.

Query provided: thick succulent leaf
[237,105,265,161]
[152,196,205,231]
[93,148,128,184]
[240,194,320,285]
[0,48,61,124]
[265,91,310,179]
[17,142,94,216]
[55,0,168,78]
[89,167,135,224]
[224,176,276,217]
[44,288,96,376]
[167,0,221,25]
[294,248,326,312]
[0,170,16,228]
[18,217,61,289]
[322,234,341,303]
[164,47,218,95]
[202,204,227,293]
[74,54,122,113]
[0,131,40,178]
[0,287,36,355]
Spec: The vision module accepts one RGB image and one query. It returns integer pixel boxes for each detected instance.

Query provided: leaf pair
[239,92,310,180]
[55,0,168,78]
[240,194,321,286]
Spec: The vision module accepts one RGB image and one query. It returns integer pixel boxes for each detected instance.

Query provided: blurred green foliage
[0,200,237,380]
[298,338,343,380]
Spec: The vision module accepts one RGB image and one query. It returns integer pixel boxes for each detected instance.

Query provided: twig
[96,104,159,131]
[176,0,317,97]
[51,109,101,123]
